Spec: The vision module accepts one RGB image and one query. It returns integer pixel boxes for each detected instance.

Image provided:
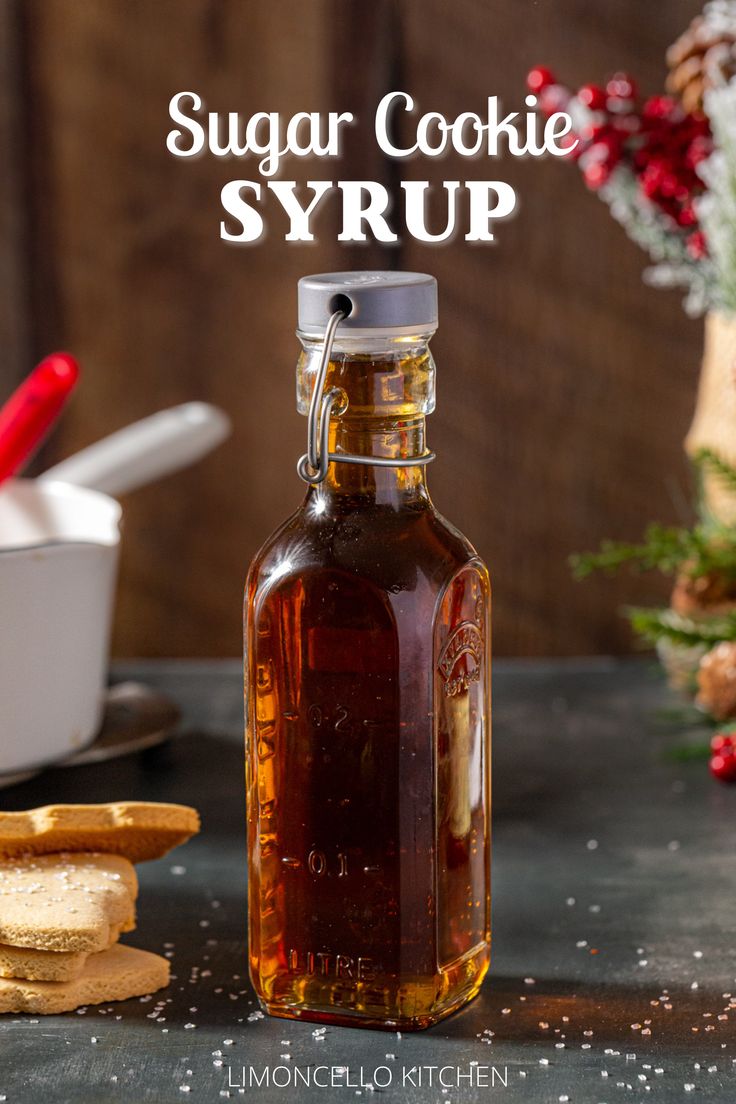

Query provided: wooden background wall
[0,0,706,657]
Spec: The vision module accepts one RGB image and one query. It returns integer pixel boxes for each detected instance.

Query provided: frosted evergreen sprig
[700,0,736,43]
[600,168,716,315]
[697,80,736,313]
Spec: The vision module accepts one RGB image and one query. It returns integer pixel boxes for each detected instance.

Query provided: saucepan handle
[40,402,231,496]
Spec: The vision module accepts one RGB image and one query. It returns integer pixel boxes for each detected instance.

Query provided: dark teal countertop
[1,659,735,1103]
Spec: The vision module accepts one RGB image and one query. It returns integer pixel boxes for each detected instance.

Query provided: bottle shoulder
[246,499,487,605]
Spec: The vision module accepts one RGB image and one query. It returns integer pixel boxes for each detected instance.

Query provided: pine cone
[666,2,736,112]
[697,640,736,719]
[671,568,736,616]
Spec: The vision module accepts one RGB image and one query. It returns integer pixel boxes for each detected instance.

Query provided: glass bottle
[244,272,491,1030]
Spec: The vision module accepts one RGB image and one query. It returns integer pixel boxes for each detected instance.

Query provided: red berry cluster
[710,733,736,783]
[527,66,712,260]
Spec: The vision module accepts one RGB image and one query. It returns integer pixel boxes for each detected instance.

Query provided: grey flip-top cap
[298,271,438,333]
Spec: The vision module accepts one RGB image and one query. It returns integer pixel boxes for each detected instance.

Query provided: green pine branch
[625,606,736,647]
[570,522,736,580]
[694,447,736,495]
[570,448,736,586]
[665,743,712,763]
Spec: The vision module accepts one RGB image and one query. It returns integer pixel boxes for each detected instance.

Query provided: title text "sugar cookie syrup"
[167,90,576,243]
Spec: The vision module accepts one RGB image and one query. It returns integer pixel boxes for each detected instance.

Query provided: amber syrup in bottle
[244,272,490,1029]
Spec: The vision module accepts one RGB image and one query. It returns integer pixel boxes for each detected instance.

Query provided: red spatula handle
[0,352,80,484]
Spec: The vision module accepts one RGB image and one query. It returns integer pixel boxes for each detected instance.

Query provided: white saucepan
[0,402,230,774]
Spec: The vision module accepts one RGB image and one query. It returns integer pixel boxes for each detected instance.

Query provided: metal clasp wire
[296,309,436,485]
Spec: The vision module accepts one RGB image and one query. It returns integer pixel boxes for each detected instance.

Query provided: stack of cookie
[0,802,199,1014]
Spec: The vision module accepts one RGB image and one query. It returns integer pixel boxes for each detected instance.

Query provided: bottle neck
[305,414,430,509]
[297,331,436,511]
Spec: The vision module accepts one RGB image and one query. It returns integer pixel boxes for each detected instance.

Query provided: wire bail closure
[296,309,436,485]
